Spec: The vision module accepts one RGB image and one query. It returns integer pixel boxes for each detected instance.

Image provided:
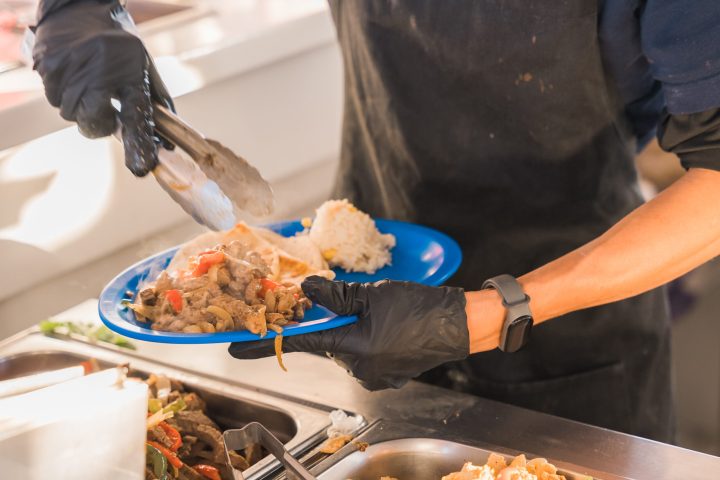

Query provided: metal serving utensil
[111,124,235,231]
[111,103,274,231]
[152,104,275,219]
[223,422,315,480]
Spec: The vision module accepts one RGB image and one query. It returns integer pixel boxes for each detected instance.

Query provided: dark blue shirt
[599,0,720,162]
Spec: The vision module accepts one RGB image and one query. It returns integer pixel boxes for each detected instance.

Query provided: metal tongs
[223,422,315,480]
[150,104,275,230]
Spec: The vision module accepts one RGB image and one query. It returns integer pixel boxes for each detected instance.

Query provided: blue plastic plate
[99,219,461,344]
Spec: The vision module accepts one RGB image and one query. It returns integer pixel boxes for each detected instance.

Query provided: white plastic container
[0,368,147,479]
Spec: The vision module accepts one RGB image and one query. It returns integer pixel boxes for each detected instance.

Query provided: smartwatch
[481,274,533,353]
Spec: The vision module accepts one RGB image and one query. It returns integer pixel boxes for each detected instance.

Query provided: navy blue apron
[328,0,674,442]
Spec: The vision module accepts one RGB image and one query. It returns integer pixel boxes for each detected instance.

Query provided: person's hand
[32,0,174,176]
[228,276,470,390]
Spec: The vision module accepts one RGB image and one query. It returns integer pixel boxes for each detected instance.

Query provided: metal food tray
[313,420,614,480]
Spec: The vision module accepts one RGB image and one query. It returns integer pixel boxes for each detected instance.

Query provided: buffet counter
[2,304,718,480]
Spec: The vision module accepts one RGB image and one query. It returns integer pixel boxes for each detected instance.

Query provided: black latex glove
[32,0,174,176]
[229,276,470,391]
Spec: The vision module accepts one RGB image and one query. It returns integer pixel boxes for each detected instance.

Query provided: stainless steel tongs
[150,104,275,230]
[223,422,315,480]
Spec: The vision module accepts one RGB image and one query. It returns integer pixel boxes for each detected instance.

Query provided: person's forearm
[466,168,720,353]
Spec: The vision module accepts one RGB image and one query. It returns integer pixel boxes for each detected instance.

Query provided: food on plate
[441,454,566,480]
[126,199,394,341]
[167,221,335,285]
[274,335,286,372]
[144,374,257,480]
[307,199,395,274]
[128,240,311,337]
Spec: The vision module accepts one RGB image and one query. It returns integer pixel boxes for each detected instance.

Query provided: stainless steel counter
[2,322,718,480]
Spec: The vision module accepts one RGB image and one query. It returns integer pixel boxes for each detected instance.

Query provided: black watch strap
[482,274,533,353]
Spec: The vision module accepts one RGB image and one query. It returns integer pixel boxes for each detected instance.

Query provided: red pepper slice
[147,441,183,469]
[191,251,225,277]
[259,278,281,296]
[158,421,182,451]
[194,464,222,480]
[164,289,183,313]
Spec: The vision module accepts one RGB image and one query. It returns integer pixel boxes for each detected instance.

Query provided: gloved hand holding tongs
[32,0,274,229]
[32,0,172,177]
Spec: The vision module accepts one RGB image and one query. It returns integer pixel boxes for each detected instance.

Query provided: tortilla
[167,222,335,285]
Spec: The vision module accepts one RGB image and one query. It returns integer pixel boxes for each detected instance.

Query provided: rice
[307,199,395,274]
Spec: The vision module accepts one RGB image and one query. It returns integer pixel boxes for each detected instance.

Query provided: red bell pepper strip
[164,289,183,313]
[259,278,281,296]
[194,464,222,480]
[191,251,225,277]
[147,440,183,469]
[158,421,182,451]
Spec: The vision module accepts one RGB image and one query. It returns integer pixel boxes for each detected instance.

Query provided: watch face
[504,315,532,353]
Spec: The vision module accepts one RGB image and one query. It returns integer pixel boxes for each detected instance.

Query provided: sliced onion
[207,305,232,325]
[127,303,156,322]
[274,334,286,372]
[147,409,173,430]
[208,264,220,284]
[155,375,171,404]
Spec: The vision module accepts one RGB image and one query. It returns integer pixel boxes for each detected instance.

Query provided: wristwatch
[481,274,533,352]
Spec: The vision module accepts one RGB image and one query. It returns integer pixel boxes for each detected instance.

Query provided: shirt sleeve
[641,0,720,115]
[641,0,720,169]
[658,109,720,171]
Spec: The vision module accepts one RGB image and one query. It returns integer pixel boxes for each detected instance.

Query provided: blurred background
[0,0,718,457]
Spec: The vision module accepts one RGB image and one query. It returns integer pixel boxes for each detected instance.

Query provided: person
[32,0,720,443]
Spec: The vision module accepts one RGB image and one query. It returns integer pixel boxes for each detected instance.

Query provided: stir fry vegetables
[194,465,222,480]
[147,409,174,430]
[191,251,226,277]
[129,242,311,343]
[164,290,184,314]
[274,335,286,372]
[147,444,169,480]
[159,421,183,451]
[144,374,259,480]
[148,440,183,469]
